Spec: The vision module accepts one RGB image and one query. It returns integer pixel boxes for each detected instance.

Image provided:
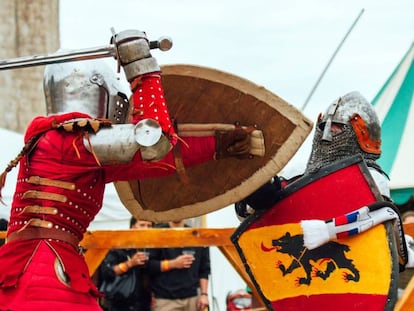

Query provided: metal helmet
[43,58,130,123]
[305,91,382,174]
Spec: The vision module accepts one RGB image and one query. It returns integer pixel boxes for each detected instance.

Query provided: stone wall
[0,0,59,133]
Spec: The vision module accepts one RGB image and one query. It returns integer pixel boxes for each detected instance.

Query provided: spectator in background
[226,288,252,311]
[402,210,414,225]
[98,217,153,311]
[0,218,7,246]
[148,219,210,311]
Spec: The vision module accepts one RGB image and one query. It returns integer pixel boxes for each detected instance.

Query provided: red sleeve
[176,136,216,167]
[130,74,177,144]
[105,136,215,182]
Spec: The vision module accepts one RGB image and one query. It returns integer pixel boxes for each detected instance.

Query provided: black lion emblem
[261,232,360,286]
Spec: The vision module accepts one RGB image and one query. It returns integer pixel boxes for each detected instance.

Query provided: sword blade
[0,44,116,70]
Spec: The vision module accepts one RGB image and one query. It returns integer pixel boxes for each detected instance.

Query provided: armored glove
[113,30,177,148]
[113,29,160,81]
[244,178,282,210]
[235,177,282,220]
[235,201,255,221]
[214,128,251,160]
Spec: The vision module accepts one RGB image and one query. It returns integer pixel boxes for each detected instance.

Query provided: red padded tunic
[0,76,215,310]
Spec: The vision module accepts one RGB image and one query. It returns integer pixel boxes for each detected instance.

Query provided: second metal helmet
[305,91,382,174]
[319,91,381,154]
[43,58,130,123]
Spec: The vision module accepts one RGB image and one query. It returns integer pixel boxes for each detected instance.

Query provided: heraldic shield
[231,155,402,311]
[115,64,312,222]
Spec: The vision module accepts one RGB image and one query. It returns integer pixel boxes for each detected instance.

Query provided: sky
[59,0,413,174]
[58,1,413,308]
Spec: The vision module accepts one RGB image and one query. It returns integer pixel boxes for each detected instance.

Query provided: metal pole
[301,8,365,111]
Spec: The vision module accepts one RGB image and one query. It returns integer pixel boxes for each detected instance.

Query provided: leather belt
[172,121,189,185]
[7,227,80,249]
[22,190,67,203]
[21,205,58,215]
[173,142,189,185]
[27,176,76,190]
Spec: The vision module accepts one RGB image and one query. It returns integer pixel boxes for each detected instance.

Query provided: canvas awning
[373,41,414,204]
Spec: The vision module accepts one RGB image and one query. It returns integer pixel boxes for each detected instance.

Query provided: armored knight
[0,30,256,310]
[236,91,390,215]
[233,91,410,310]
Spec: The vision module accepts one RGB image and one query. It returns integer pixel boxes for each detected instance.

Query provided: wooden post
[80,227,265,308]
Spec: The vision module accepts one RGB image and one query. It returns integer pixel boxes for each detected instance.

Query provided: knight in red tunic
[0,30,255,310]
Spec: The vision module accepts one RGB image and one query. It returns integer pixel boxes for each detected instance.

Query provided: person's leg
[153,298,183,311]
[184,296,198,311]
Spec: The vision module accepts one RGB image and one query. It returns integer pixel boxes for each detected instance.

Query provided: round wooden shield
[115,64,312,222]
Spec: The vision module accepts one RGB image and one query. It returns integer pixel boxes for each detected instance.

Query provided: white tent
[373,41,414,204]
[0,128,22,220]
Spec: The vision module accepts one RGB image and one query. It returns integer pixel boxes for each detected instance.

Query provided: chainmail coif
[305,124,380,175]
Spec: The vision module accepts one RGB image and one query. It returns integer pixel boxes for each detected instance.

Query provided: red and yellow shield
[232,155,399,310]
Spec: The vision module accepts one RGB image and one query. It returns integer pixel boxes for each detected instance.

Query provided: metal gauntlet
[113,29,160,81]
[83,120,172,163]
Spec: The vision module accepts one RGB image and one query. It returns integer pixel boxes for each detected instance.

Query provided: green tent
[372,41,414,204]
